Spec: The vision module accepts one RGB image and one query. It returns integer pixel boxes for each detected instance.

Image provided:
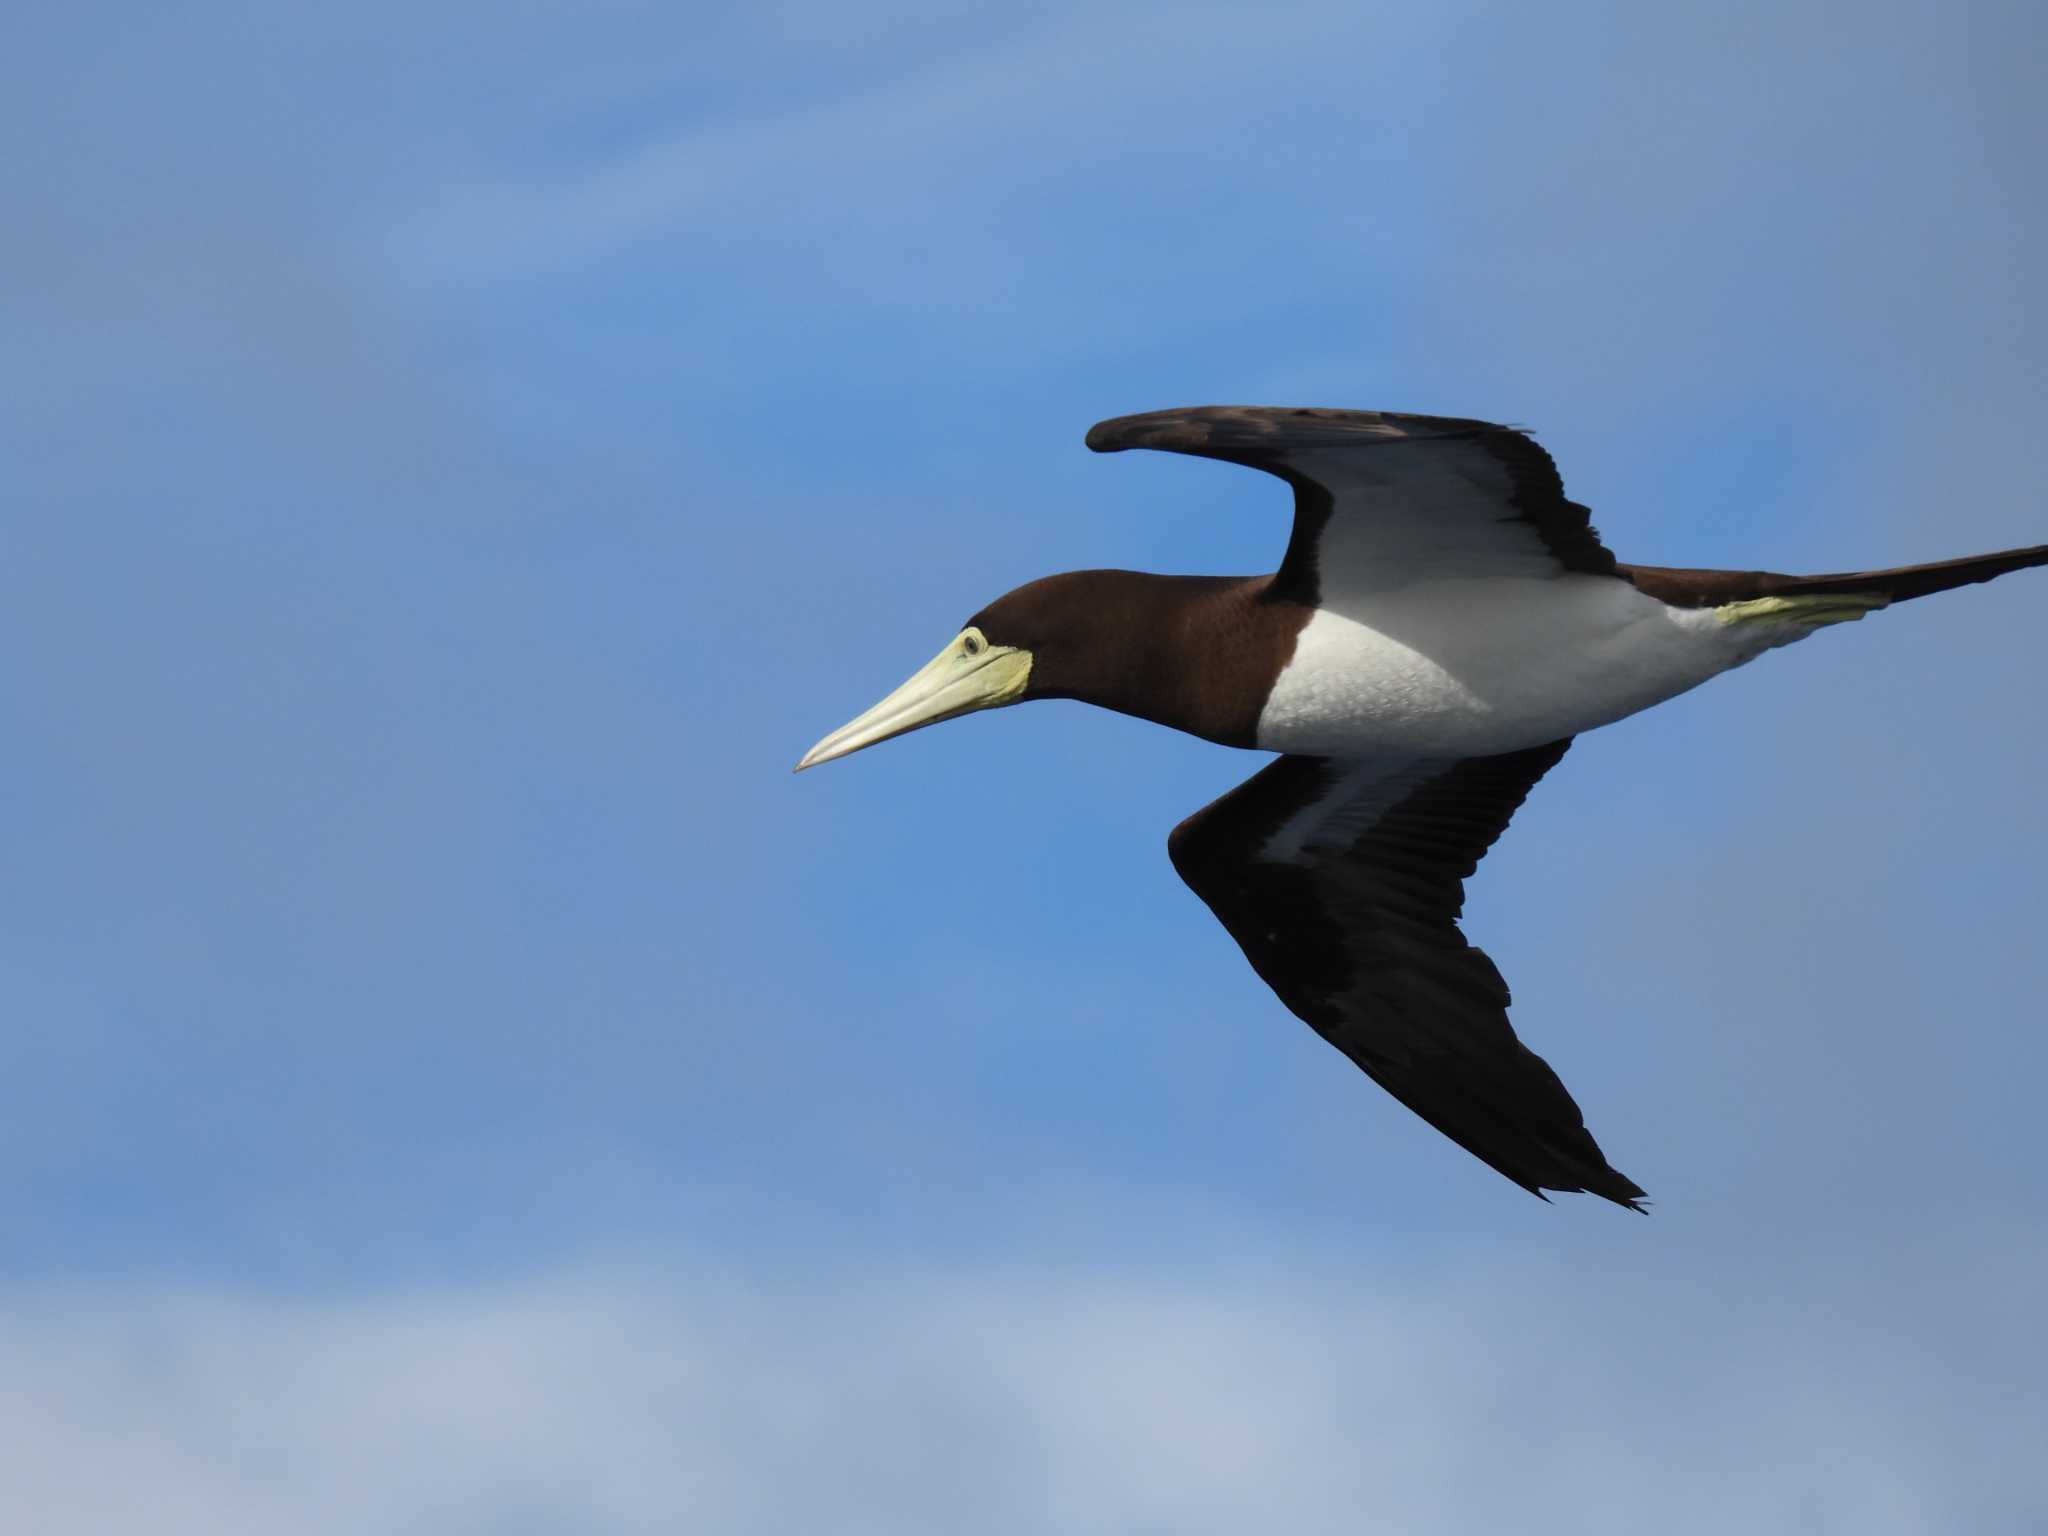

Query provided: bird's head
[793,572,1161,771]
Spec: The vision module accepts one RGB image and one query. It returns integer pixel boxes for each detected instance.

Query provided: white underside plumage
[1255,574,1820,758]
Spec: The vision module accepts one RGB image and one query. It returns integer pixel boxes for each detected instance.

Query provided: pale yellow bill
[795,628,1032,771]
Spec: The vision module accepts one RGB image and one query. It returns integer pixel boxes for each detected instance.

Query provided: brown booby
[797,406,2048,1209]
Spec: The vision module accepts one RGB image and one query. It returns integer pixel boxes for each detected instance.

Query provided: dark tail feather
[1620,544,2048,608]
[1776,543,2048,604]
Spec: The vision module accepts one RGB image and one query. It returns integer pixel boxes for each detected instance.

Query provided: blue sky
[4,1,2045,1529]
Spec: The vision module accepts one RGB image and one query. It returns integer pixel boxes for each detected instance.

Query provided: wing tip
[1579,1171,1650,1214]
[1085,410,1212,454]
[1518,1170,1648,1213]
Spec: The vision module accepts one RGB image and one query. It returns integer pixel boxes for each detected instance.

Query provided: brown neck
[972,570,1307,748]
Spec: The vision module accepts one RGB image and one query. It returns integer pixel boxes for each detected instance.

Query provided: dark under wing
[1167,742,1646,1209]
[1086,404,1619,602]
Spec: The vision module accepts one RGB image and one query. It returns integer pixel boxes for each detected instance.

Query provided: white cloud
[4,1237,2041,1534]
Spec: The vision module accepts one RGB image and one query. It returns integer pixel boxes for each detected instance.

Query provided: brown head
[795,569,1289,770]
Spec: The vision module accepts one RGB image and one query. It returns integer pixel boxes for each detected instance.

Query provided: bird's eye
[962,633,983,656]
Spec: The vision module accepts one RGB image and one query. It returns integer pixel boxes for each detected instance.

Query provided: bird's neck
[1028,572,1300,748]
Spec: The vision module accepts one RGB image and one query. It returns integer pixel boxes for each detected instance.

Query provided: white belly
[1255,575,1794,757]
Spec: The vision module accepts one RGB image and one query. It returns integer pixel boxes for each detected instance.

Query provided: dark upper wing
[1087,405,1617,604]
[1168,742,1645,1209]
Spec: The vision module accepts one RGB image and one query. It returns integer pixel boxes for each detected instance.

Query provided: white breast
[1255,575,1793,758]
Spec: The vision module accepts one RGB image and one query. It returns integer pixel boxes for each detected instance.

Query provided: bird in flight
[797,406,2046,1209]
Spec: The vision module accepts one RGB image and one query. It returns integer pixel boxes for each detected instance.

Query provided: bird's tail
[1773,543,2048,604]
[1620,543,2048,609]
